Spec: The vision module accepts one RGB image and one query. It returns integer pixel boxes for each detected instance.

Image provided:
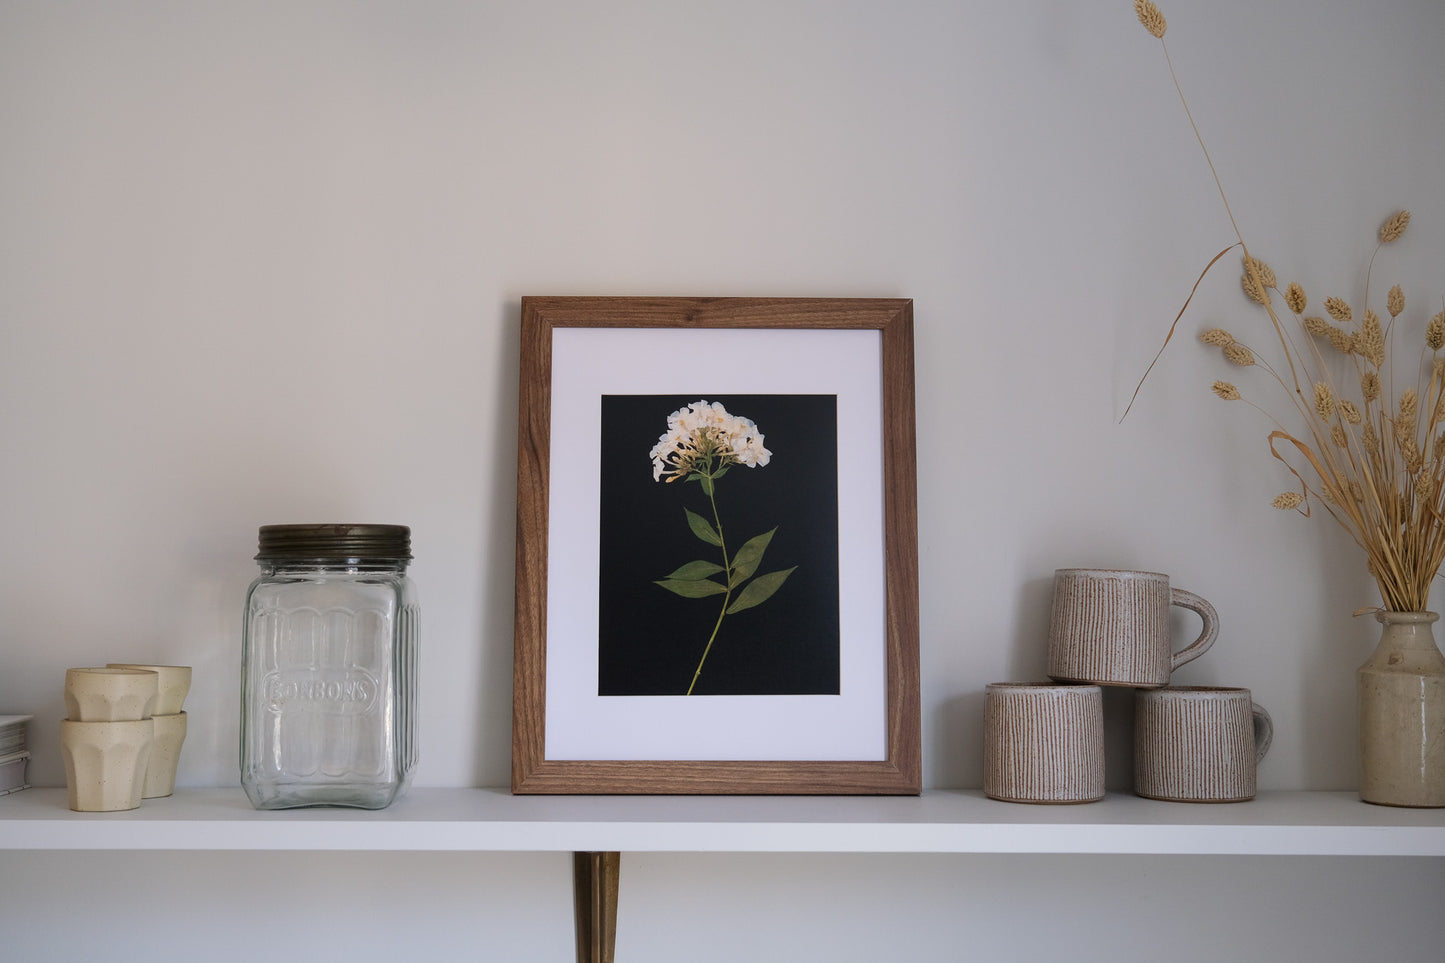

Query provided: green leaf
[712,464,732,481]
[664,560,726,580]
[726,566,796,614]
[684,468,722,496]
[685,508,722,546]
[656,578,728,598]
[728,528,776,586]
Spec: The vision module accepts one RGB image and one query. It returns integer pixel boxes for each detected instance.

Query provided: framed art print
[511,297,920,794]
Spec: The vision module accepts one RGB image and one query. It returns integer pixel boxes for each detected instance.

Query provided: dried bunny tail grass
[1126,5,1437,604]
[1272,491,1305,510]
[1358,310,1386,366]
[1244,255,1277,289]
[1241,258,1273,305]
[1379,210,1411,243]
[1362,370,1382,403]
[1401,437,1423,473]
[1363,422,1381,453]
[1135,0,1167,38]
[1285,282,1308,314]
[1399,388,1419,423]
[1312,383,1336,417]
[1242,272,1271,305]
[1388,285,1405,318]
[1223,343,1256,366]
[1427,310,1445,351]
[1325,297,1353,323]
[1397,426,1420,454]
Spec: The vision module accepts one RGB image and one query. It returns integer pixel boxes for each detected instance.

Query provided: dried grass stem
[1127,4,1440,611]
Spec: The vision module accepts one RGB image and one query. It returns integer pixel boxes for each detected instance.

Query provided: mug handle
[1168,588,1219,671]
[1252,701,1274,763]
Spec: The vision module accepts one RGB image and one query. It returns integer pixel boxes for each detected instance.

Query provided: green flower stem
[686,473,731,695]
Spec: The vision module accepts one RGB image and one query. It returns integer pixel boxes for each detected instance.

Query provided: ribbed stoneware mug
[1046,568,1219,688]
[1134,686,1273,803]
[983,682,1105,804]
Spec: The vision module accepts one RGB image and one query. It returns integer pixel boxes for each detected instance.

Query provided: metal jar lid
[255,524,412,562]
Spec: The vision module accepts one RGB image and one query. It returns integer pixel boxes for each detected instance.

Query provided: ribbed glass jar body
[240,525,417,810]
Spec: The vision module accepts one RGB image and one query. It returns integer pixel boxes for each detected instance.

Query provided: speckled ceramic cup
[141,710,187,798]
[107,664,191,716]
[984,682,1105,804]
[1134,686,1273,802]
[64,667,158,722]
[1046,569,1219,688]
[59,717,154,812]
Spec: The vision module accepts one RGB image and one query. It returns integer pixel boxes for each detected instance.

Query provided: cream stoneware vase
[1358,610,1445,807]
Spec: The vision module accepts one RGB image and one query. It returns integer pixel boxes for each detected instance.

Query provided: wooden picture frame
[512,297,920,794]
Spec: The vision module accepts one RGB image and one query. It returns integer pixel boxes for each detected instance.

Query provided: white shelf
[2,788,1443,856]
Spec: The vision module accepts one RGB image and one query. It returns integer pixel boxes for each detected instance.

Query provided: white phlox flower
[650,400,772,481]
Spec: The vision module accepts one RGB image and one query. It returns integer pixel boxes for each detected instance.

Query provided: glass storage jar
[241,524,417,809]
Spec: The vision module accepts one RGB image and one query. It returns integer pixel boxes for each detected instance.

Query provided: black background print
[597,394,841,696]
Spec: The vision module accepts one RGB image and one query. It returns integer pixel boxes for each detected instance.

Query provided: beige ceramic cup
[1134,686,1273,802]
[984,682,1105,804]
[1046,569,1219,688]
[142,710,187,798]
[64,667,159,722]
[59,718,154,812]
[107,664,191,716]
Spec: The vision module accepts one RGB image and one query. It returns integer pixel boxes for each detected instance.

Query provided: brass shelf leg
[573,851,620,963]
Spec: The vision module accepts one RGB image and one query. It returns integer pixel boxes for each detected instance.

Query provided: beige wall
[3,1,1443,958]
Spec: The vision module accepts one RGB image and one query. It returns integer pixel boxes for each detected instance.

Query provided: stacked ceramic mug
[984,568,1271,804]
[107,663,190,800]
[60,664,191,812]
